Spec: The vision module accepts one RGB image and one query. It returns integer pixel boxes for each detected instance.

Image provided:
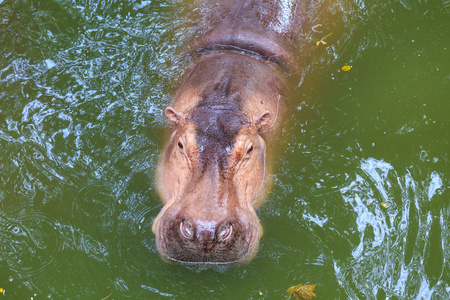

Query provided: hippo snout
[164,217,244,264]
[153,209,261,264]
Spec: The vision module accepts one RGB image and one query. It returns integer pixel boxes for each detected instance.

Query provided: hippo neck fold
[188,0,307,73]
[191,22,297,71]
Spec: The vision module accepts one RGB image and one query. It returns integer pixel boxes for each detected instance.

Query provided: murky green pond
[1,0,449,299]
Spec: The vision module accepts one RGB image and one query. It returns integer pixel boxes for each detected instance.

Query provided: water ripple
[336,157,448,299]
[0,209,62,280]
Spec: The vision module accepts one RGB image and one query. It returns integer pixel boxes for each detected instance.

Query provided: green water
[0,0,449,299]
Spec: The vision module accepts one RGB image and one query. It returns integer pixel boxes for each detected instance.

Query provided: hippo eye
[247,145,253,154]
[178,141,184,149]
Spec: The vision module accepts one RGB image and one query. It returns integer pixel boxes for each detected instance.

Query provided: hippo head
[152,84,272,264]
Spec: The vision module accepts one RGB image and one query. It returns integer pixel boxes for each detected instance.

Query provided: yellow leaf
[0,288,4,294]
[287,284,317,300]
[381,202,388,208]
[316,33,333,47]
[341,65,352,72]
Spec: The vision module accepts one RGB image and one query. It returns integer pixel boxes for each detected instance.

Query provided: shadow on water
[0,0,449,298]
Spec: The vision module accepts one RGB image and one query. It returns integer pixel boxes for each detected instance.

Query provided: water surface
[0,0,449,298]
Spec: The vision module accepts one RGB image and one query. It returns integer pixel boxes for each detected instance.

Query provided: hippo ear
[254,111,272,133]
[164,107,183,125]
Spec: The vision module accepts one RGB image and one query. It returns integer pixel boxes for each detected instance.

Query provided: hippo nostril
[217,223,233,242]
[179,220,194,239]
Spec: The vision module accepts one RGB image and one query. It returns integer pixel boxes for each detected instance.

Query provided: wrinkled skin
[153,0,307,264]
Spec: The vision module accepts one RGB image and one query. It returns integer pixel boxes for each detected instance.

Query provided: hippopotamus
[152,0,308,264]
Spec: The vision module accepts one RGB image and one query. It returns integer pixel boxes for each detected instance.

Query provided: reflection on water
[0,0,449,298]
[337,158,448,299]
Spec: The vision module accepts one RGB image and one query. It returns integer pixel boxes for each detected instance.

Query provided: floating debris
[0,288,4,295]
[287,284,317,300]
[316,32,333,46]
[312,24,323,33]
[341,65,352,72]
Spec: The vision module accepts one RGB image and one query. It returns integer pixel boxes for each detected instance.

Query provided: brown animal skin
[152,0,308,264]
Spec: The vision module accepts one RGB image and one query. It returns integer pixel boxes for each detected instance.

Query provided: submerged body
[153,0,308,264]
